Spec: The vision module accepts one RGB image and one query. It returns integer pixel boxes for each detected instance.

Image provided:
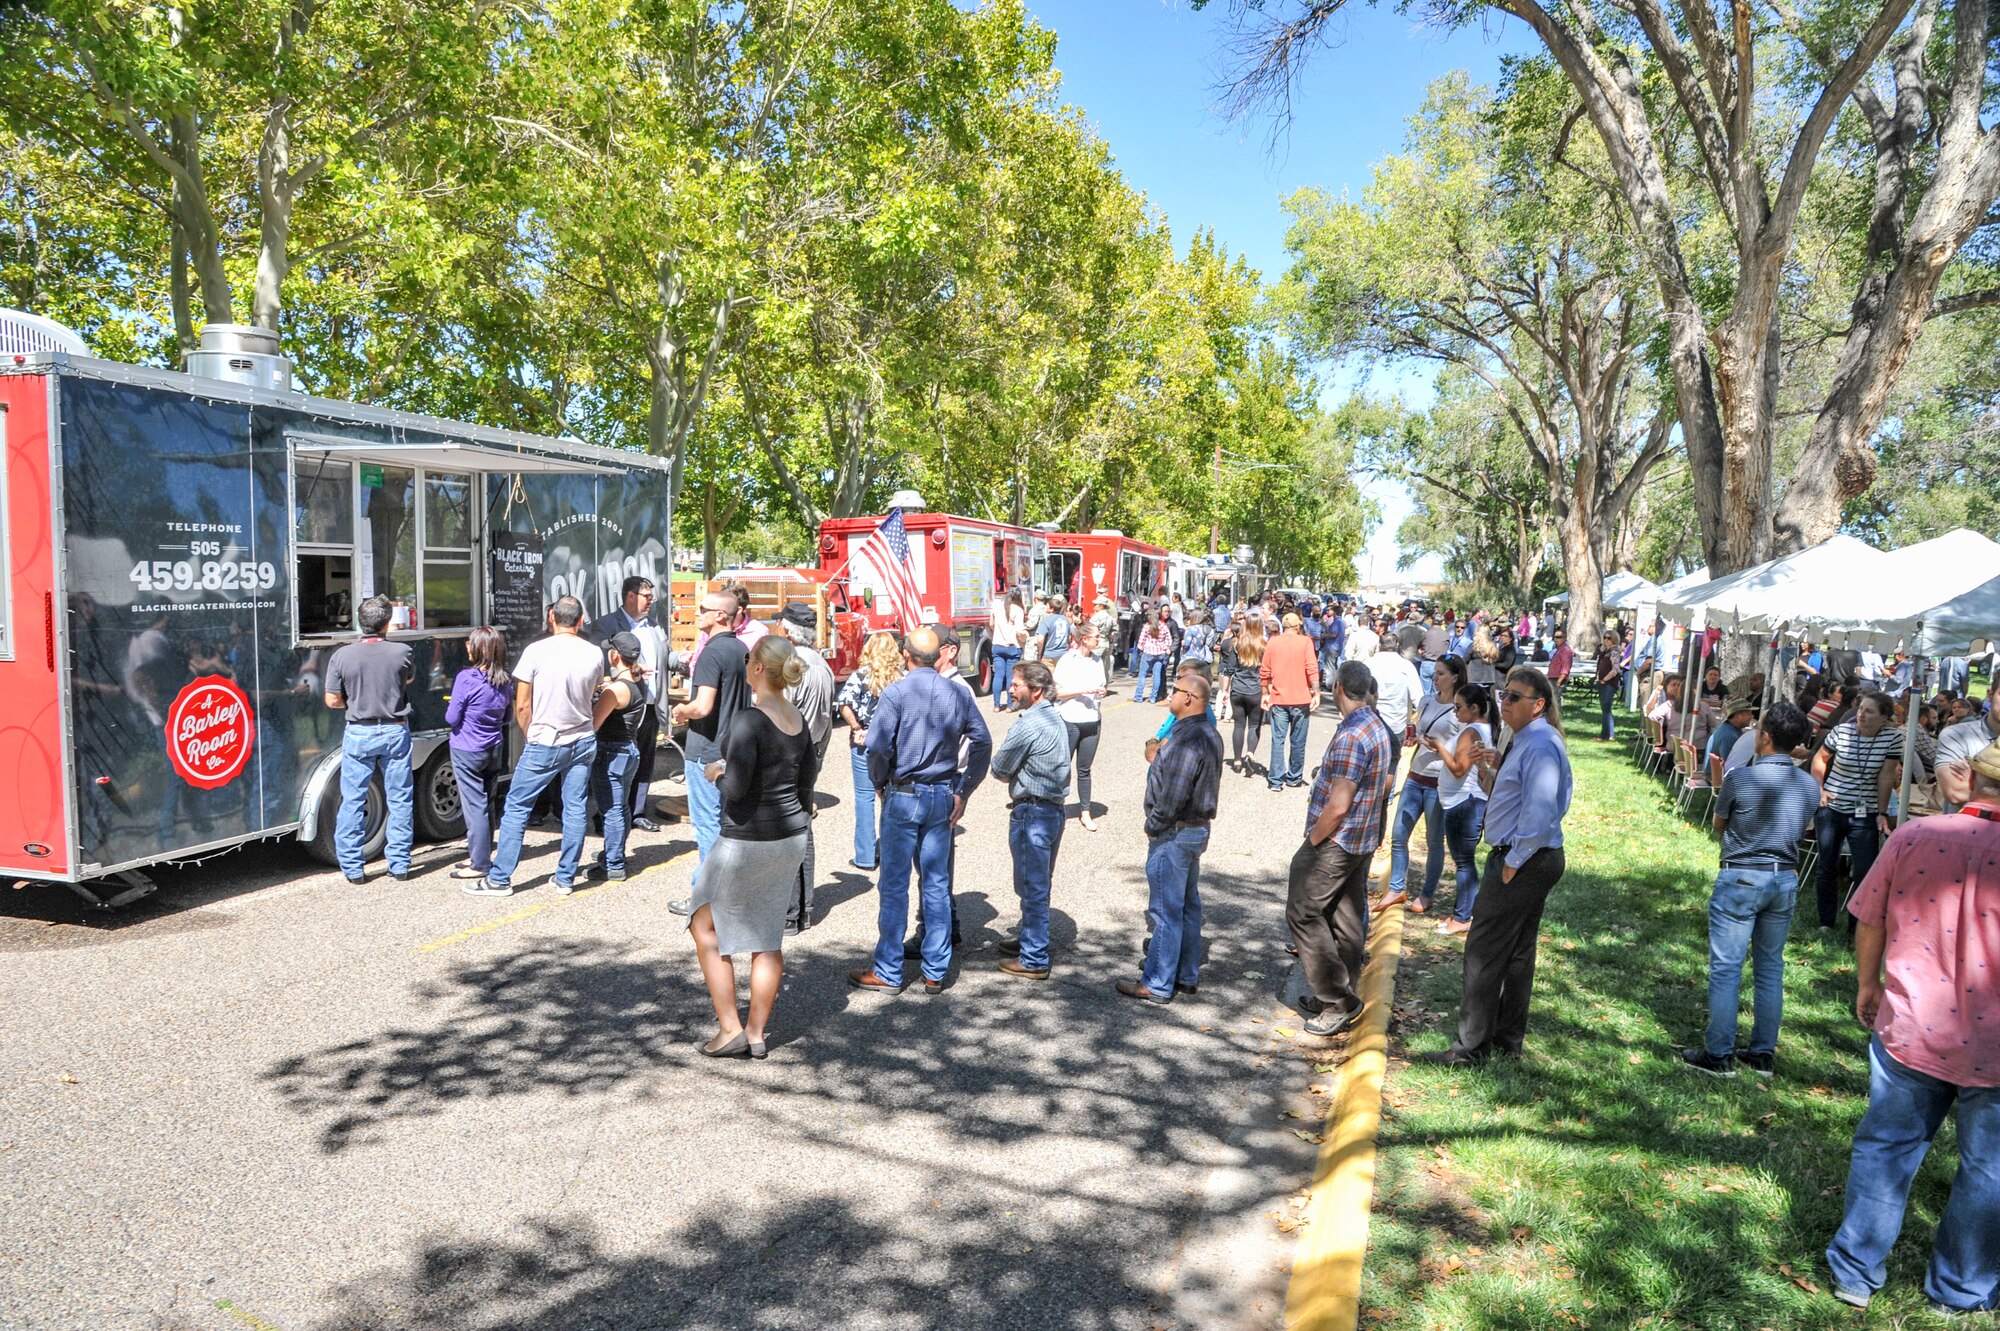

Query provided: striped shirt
[1716,755,1821,865]
[1822,721,1904,814]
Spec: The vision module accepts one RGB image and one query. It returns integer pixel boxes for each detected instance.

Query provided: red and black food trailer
[0,351,673,906]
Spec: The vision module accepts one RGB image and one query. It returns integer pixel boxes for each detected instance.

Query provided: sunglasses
[1502,689,1540,705]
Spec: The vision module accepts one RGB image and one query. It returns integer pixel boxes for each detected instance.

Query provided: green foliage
[0,0,1371,574]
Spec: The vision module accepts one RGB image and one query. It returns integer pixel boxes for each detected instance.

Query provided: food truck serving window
[287,432,621,641]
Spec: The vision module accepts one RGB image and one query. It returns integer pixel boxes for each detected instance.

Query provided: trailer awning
[288,433,627,476]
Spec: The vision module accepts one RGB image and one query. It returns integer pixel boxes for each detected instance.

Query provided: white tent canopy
[1655,566,1709,598]
[1544,569,1660,610]
[1913,573,2000,656]
[1748,528,2000,646]
[1655,535,1887,631]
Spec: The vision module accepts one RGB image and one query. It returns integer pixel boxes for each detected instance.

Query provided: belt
[1408,773,1439,789]
[889,779,955,796]
[1009,795,1062,809]
[1722,857,1794,870]
[1177,819,1209,829]
[346,719,408,728]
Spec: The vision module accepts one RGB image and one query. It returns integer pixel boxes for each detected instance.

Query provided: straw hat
[1971,739,2000,783]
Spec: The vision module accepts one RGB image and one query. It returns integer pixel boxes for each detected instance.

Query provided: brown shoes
[1115,979,1172,1005]
[998,959,1049,980]
[846,969,905,994]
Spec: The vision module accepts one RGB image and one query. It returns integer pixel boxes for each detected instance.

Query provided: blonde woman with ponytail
[689,634,821,1059]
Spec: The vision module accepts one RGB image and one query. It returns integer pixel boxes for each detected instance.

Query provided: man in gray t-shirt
[1684,703,1822,1077]
[473,596,606,898]
[324,596,416,883]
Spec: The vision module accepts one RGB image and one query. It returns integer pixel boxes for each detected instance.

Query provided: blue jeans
[488,736,597,888]
[1827,1038,2000,1311]
[1136,654,1167,702]
[872,781,957,985]
[1141,825,1210,997]
[1269,704,1310,787]
[685,737,724,885]
[849,744,878,869]
[1387,778,1445,902]
[1419,658,1437,700]
[990,645,1020,707]
[1320,647,1340,683]
[1702,867,1796,1057]
[1009,801,1065,970]
[590,739,640,874]
[450,745,504,873]
[1815,805,1880,927]
[336,724,413,877]
[1441,797,1485,921]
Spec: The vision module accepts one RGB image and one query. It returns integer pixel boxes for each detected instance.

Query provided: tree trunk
[167,111,232,325]
[252,102,296,332]
[1779,153,2000,551]
[1557,510,1605,656]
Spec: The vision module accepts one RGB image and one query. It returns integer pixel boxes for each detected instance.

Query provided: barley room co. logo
[164,675,256,790]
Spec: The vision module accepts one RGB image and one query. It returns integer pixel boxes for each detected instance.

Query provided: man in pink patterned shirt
[1825,739,2000,1316]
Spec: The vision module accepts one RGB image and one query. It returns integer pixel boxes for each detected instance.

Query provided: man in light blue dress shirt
[1425,666,1574,1065]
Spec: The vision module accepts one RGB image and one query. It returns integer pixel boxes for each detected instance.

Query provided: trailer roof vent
[0,307,89,357]
[185,323,292,392]
[887,488,926,512]
[1090,528,1125,538]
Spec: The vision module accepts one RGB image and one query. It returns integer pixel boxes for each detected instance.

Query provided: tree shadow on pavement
[306,1204,1201,1331]
[261,863,1300,1167]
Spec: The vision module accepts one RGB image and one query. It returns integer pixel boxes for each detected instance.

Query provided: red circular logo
[165,675,257,790]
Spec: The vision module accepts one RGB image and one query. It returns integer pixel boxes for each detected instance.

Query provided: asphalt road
[0,683,1352,1331]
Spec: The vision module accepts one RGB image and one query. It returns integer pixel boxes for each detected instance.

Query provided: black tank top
[596,676,648,745]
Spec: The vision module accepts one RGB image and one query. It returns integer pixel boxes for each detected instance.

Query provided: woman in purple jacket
[446,627,514,880]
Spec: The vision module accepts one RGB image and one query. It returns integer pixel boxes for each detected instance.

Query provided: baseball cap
[606,631,643,663]
[780,600,817,630]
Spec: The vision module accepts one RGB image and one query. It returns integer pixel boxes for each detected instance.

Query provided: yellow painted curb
[1284,762,1411,1331]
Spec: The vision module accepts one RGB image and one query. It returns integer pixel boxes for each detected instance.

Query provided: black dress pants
[1286,837,1376,1019]
[1450,846,1567,1058]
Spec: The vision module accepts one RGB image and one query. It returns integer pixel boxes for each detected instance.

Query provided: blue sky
[1022,0,1537,585]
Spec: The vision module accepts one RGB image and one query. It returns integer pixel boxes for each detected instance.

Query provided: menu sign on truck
[489,530,547,647]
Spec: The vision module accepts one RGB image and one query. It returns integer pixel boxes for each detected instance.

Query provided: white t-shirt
[1368,653,1423,732]
[1407,698,1461,780]
[1053,650,1105,725]
[1438,722,1490,809]
[516,632,606,746]
[1936,714,1999,811]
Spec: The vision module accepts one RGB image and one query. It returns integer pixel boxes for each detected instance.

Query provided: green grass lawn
[1357,707,1990,1331]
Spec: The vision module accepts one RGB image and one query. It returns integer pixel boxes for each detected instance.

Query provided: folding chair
[1795,835,1819,890]
[1642,718,1671,778]
[1677,739,1714,820]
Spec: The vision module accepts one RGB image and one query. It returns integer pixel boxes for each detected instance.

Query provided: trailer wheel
[303,774,387,867]
[975,644,993,696]
[416,747,466,842]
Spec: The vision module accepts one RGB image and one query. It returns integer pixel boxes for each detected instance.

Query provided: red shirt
[1848,803,2000,1086]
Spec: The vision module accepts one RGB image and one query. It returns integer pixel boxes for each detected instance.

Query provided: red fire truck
[1046,530,1168,640]
[815,503,1045,692]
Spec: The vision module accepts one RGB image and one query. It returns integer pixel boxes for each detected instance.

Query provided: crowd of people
[315,578,1995,1314]
[1609,622,1999,1317]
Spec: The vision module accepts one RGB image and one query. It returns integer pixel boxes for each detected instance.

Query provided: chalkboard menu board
[489,530,546,651]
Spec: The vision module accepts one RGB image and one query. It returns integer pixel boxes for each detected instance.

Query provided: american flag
[856,508,924,630]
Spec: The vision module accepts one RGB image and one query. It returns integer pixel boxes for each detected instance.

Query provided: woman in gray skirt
[690,634,820,1058]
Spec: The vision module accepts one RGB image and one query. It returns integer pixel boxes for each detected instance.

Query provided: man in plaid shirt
[1287,659,1396,1036]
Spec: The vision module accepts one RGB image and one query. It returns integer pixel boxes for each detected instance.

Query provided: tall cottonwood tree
[1283,74,1671,650]
[1208,0,2000,574]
